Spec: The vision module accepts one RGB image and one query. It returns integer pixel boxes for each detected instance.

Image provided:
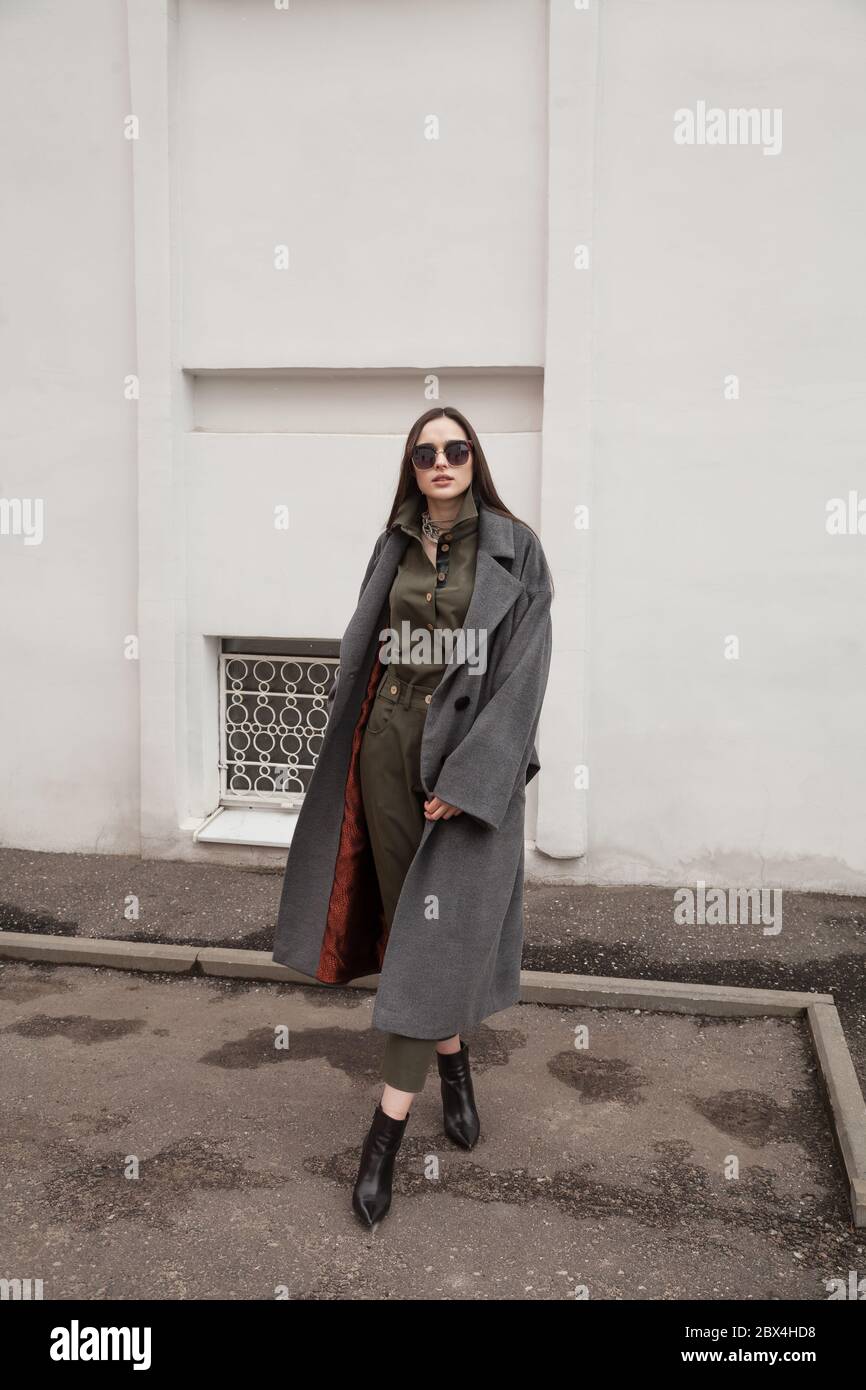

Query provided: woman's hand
[423,796,464,821]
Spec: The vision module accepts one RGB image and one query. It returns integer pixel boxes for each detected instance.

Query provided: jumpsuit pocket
[365,690,398,737]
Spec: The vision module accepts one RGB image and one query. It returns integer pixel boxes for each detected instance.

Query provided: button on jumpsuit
[359,484,479,1092]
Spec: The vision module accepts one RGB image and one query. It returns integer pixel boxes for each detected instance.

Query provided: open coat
[272,500,553,1039]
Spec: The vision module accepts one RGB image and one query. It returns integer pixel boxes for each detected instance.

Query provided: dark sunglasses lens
[445,442,470,465]
[412,446,436,468]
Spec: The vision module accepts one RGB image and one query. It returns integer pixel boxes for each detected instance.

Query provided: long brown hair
[385,406,540,546]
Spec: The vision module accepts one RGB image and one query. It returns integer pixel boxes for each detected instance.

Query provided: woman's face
[412,417,474,506]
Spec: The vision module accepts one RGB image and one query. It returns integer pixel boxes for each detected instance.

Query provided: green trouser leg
[360,672,452,1093]
[359,671,431,932]
[382,1033,439,1092]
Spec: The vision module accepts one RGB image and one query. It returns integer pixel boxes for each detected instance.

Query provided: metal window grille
[218,652,339,808]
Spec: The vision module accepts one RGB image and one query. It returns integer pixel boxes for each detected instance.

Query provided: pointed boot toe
[352,1103,410,1228]
[437,1041,481,1150]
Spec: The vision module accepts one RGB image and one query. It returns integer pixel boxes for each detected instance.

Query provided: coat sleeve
[431,580,553,831]
[326,530,389,709]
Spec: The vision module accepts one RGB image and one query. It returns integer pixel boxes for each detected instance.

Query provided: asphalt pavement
[1,848,864,1300]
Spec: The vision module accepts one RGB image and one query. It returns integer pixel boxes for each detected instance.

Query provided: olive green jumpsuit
[359,484,479,1092]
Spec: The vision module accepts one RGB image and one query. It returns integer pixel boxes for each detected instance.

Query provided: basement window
[195,637,339,847]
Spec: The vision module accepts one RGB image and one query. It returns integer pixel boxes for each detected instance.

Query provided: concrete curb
[807,1003,866,1229]
[517,968,834,1016]
[0,932,198,973]
[1,930,863,1227]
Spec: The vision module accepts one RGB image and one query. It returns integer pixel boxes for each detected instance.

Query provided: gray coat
[272,500,553,1039]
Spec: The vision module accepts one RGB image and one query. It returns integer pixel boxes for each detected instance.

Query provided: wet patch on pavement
[0,902,78,935]
[1,1012,146,1043]
[197,1019,526,1078]
[694,1086,823,1148]
[547,1052,648,1104]
[38,1135,285,1232]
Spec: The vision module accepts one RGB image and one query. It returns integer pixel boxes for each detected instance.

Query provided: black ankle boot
[437,1041,480,1150]
[352,1102,410,1228]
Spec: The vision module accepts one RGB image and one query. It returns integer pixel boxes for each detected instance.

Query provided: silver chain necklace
[420,509,452,542]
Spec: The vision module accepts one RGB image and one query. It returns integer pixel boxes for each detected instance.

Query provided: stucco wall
[2,0,864,890]
[586,0,866,888]
[0,0,140,853]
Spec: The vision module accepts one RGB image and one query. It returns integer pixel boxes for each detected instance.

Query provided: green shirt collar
[393,485,478,540]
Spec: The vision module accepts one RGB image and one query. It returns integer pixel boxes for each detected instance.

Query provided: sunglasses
[411,440,472,469]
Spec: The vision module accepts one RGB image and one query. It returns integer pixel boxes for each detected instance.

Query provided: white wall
[0,0,140,852]
[179,0,548,367]
[586,0,866,889]
[2,0,864,892]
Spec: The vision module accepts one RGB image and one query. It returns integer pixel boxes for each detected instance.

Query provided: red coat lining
[316,655,388,983]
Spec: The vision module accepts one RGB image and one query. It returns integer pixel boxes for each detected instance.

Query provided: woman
[273,406,554,1228]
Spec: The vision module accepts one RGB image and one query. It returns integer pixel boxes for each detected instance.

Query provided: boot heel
[437,1041,481,1150]
[352,1102,410,1228]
